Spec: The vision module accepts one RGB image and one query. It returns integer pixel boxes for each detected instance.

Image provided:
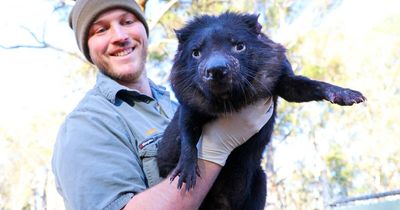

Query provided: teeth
[114,48,133,57]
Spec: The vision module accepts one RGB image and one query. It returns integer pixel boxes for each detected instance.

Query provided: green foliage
[325,144,353,197]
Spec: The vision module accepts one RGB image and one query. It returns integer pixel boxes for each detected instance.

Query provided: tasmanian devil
[157,12,366,210]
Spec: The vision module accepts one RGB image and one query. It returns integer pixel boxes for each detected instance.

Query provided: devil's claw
[326,87,366,106]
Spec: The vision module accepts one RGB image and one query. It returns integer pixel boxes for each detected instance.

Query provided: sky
[0,0,76,126]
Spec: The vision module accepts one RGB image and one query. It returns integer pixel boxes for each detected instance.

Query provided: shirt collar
[95,71,169,104]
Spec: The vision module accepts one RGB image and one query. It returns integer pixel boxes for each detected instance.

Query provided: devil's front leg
[276,58,366,105]
[169,106,211,191]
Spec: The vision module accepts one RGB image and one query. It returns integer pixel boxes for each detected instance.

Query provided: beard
[94,47,148,85]
[100,59,146,83]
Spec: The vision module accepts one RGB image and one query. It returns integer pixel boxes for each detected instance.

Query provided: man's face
[88,9,148,84]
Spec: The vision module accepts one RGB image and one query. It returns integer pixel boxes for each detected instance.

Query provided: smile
[112,47,135,57]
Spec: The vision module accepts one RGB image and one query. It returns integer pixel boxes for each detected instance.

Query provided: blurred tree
[267,1,400,209]
[1,0,399,209]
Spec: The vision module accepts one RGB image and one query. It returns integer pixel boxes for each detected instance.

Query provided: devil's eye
[234,43,246,52]
[192,49,201,58]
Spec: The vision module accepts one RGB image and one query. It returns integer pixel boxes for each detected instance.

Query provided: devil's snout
[202,54,230,81]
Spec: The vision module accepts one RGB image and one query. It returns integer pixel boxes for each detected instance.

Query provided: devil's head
[170,12,285,114]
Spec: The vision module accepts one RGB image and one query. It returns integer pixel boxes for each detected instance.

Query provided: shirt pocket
[138,133,163,187]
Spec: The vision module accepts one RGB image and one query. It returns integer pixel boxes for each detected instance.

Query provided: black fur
[157,12,365,210]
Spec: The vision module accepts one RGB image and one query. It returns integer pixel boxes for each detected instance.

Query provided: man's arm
[124,160,220,210]
[53,106,220,210]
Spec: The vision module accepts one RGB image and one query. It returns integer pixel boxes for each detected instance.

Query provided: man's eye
[233,43,246,52]
[123,19,134,25]
[94,27,106,34]
[192,49,201,58]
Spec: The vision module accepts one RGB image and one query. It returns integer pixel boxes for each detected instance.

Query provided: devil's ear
[243,14,262,34]
[174,29,187,44]
[255,14,263,34]
[174,29,181,41]
[173,29,184,52]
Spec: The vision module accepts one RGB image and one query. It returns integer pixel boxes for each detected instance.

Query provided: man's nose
[110,25,129,44]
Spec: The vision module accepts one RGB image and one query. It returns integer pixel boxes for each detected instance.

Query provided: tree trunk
[33,167,48,210]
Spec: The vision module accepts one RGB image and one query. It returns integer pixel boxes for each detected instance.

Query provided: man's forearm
[123,160,221,210]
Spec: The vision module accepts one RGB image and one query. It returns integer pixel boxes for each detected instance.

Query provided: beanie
[69,0,149,63]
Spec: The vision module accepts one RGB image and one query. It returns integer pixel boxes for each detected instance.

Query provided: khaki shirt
[52,72,177,210]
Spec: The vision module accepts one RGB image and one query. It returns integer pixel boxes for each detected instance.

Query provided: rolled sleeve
[52,107,146,210]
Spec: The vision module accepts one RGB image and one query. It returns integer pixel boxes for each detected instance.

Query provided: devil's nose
[203,55,229,80]
[205,66,228,80]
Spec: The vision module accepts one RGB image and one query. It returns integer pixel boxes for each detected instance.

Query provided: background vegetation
[0,0,399,209]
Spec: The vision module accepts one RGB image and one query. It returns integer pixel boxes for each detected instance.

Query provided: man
[51,0,272,209]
